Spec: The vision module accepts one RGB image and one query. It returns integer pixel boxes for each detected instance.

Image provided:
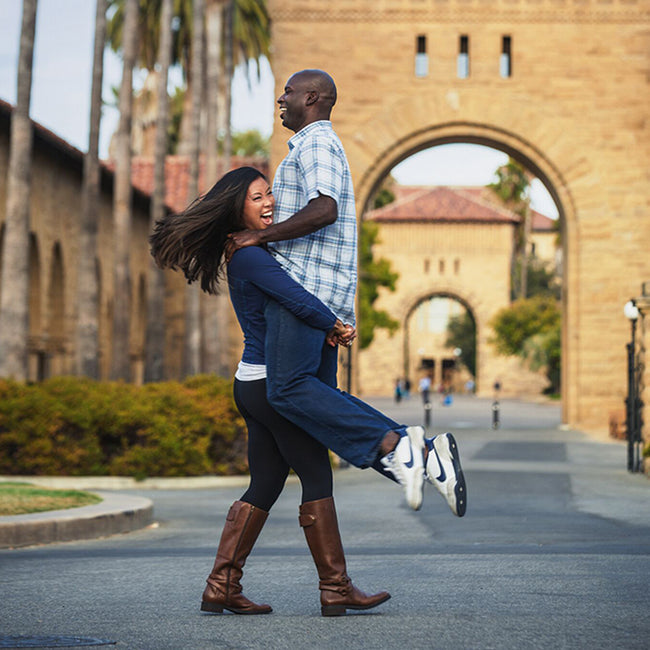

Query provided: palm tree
[76,0,107,379]
[107,0,194,154]
[110,0,139,381]
[489,158,531,299]
[217,0,270,160]
[106,0,270,157]
[202,0,227,375]
[0,0,38,381]
[183,0,205,377]
[220,0,234,163]
[144,0,174,382]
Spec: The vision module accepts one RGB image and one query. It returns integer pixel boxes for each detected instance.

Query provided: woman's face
[242,177,275,230]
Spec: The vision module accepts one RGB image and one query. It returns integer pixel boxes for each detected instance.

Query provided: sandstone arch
[269,0,650,432]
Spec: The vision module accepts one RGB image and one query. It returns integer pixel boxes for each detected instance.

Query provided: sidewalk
[1,395,646,548]
[0,475,300,549]
[0,491,154,548]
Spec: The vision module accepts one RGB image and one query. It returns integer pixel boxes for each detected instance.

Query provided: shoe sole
[405,426,426,511]
[201,601,273,615]
[432,433,467,517]
[321,593,391,616]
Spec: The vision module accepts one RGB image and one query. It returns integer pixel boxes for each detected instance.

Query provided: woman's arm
[228,247,341,332]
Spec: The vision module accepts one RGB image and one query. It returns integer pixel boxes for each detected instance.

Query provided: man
[227,70,466,518]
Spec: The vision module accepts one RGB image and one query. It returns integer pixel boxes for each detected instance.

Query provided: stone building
[360,185,558,397]
[0,99,154,382]
[0,99,265,383]
[267,0,650,434]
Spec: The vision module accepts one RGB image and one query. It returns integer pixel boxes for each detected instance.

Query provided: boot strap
[299,513,316,528]
[319,576,352,595]
[206,576,243,595]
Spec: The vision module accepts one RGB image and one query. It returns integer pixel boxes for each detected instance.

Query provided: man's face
[277,73,310,133]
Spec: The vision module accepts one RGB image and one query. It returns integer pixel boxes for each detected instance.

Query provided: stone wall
[268,0,650,432]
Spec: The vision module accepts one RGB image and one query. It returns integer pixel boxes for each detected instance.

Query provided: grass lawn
[0,482,102,516]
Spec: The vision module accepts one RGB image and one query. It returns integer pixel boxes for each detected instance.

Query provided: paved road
[2,396,649,649]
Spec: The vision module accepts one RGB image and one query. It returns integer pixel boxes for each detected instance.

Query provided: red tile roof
[368,185,555,231]
[108,155,269,213]
[366,186,519,224]
[459,187,556,232]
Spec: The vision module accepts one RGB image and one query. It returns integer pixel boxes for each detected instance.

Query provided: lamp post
[624,300,641,472]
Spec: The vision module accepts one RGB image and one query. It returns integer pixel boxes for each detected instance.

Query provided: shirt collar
[287,120,332,150]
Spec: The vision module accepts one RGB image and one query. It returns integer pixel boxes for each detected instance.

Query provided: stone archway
[402,291,477,393]
[268,0,650,432]
[355,124,573,416]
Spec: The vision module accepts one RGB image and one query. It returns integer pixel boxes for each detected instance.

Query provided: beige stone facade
[360,186,554,398]
[0,102,204,384]
[268,0,650,433]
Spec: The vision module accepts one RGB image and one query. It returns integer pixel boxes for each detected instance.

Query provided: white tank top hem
[235,360,267,381]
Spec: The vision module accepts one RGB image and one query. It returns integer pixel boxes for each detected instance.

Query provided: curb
[0,492,153,549]
[0,474,257,490]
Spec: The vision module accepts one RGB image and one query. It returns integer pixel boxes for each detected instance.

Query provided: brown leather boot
[201,500,272,615]
[299,497,391,616]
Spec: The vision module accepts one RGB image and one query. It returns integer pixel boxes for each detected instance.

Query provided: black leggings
[234,378,333,511]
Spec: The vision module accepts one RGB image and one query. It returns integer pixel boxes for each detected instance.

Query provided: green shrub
[0,375,247,478]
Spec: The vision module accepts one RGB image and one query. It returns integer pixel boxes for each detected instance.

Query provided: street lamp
[624,300,641,472]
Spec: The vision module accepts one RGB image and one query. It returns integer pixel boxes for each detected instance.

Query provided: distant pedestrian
[419,375,431,405]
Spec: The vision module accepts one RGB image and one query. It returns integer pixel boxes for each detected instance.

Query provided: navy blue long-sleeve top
[227,246,338,366]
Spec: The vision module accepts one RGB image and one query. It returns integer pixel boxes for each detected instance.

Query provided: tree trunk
[202,0,229,377]
[110,0,138,381]
[144,0,174,383]
[183,0,205,377]
[222,0,234,164]
[0,0,38,381]
[76,0,106,379]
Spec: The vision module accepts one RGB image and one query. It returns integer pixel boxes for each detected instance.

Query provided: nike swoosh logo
[434,450,446,482]
[404,444,414,468]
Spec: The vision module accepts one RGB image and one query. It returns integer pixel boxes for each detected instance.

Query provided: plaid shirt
[270,121,358,325]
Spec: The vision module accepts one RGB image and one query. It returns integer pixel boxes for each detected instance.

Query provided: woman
[150,167,391,617]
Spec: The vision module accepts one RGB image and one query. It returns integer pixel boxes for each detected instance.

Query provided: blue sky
[0,0,557,217]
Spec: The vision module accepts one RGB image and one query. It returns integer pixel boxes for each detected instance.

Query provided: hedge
[0,375,248,479]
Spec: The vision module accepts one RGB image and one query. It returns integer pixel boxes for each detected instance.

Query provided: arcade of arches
[268,0,650,432]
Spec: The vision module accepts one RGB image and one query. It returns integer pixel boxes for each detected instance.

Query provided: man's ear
[305,90,319,106]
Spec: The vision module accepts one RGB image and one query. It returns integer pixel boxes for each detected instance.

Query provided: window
[457,35,469,78]
[439,259,445,274]
[500,36,512,78]
[454,258,460,274]
[424,258,430,273]
[415,35,428,77]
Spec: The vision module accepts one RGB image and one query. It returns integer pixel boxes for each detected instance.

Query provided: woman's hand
[326,320,357,347]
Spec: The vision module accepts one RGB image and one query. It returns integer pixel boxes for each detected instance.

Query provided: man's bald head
[292,69,337,109]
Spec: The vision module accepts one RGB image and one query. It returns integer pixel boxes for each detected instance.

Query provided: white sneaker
[425,433,467,517]
[380,426,425,510]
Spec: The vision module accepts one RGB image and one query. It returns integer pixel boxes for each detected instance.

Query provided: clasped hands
[326,320,356,348]
[225,232,355,348]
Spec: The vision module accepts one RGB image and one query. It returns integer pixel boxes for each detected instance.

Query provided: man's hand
[225,230,262,262]
[326,320,357,348]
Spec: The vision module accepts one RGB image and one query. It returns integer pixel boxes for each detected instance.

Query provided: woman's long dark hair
[150,166,267,295]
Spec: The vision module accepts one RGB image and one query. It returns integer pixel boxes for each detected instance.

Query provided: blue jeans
[264,300,405,470]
